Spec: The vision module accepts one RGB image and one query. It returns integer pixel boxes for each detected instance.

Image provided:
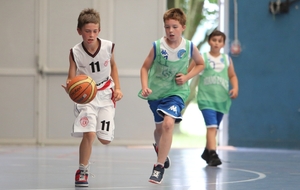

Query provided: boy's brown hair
[163,8,186,26]
[208,30,226,43]
[77,8,100,29]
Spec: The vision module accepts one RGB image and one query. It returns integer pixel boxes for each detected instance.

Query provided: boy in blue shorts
[139,8,205,184]
[189,30,239,166]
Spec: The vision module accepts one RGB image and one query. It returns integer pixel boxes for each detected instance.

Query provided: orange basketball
[67,75,97,104]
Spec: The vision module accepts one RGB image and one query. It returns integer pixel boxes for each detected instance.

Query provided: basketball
[67,75,97,104]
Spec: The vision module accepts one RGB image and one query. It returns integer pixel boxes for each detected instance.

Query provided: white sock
[79,164,89,171]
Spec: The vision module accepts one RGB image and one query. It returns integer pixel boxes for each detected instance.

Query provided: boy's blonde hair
[77,8,100,29]
[163,8,186,26]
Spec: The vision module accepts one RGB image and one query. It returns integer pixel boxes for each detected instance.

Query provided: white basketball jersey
[157,37,193,61]
[71,38,115,90]
[199,53,230,75]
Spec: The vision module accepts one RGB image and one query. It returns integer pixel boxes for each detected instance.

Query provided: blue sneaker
[149,164,165,184]
[153,143,171,169]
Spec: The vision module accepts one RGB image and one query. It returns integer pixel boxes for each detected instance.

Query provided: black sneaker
[149,164,165,184]
[153,143,171,169]
[201,148,209,164]
[208,150,222,166]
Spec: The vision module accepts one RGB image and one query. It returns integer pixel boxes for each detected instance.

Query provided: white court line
[19,167,266,190]
[207,167,266,184]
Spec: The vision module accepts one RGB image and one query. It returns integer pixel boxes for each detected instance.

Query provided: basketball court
[1,145,299,190]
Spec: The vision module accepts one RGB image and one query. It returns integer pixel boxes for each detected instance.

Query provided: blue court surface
[1,145,299,190]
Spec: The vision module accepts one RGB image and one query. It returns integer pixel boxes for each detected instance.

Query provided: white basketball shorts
[71,88,115,141]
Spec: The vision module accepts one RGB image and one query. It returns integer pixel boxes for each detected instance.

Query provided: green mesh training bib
[139,39,191,101]
[197,53,231,113]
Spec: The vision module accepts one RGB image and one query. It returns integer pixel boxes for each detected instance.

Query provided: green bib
[138,39,191,101]
[197,53,231,113]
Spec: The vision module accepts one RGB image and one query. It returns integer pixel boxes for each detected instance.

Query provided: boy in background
[189,30,238,166]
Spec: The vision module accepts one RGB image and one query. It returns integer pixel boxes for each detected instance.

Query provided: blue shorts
[148,96,185,124]
[201,109,224,128]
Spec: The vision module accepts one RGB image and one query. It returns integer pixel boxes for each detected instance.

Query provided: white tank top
[199,52,230,75]
[71,38,115,90]
[156,37,193,61]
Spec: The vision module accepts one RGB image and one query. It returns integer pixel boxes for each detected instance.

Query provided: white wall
[0,0,166,145]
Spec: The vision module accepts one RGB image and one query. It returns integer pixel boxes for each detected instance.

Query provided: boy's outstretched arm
[140,47,155,97]
[61,51,77,92]
[188,45,205,79]
[110,53,123,101]
[228,58,239,99]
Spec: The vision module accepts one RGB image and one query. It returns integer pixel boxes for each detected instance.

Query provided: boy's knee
[96,131,112,145]
[98,138,111,145]
[207,127,217,132]
[83,132,96,141]
[162,121,174,132]
[207,127,218,135]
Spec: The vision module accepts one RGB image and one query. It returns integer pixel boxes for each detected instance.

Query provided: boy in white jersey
[189,30,239,166]
[62,8,123,187]
[139,8,205,184]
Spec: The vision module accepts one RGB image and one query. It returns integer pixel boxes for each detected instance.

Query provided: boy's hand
[175,73,187,85]
[61,80,71,94]
[141,88,152,97]
[114,89,123,101]
[229,88,238,99]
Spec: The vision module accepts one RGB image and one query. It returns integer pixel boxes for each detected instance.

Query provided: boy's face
[77,23,100,45]
[164,19,185,42]
[208,35,225,52]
